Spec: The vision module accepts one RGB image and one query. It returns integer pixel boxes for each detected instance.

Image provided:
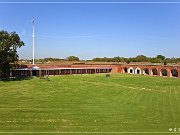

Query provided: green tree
[125,58,131,64]
[0,31,24,79]
[156,55,165,61]
[135,55,149,62]
[66,56,79,61]
[92,58,101,61]
[112,56,125,62]
[150,57,162,63]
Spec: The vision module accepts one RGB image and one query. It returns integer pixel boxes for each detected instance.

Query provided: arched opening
[152,68,158,75]
[128,67,134,74]
[144,68,149,75]
[171,69,178,77]
[161,69,167,76]
[135,68,141,74]
[123,68,128,73]
[130,69,133,73]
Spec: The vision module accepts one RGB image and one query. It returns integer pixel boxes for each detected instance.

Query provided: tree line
[92,55,180,63]
[22,55,180,64]
[22,56,80,63]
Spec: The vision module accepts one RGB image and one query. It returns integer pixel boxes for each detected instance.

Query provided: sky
[0,0,180,60]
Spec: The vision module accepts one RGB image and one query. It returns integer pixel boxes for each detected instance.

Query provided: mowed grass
[0,74,180,134]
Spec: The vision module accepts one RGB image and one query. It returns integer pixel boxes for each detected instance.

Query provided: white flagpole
[32,17,35,65]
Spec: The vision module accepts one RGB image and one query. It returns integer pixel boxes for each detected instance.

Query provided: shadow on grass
[0,76,33,82]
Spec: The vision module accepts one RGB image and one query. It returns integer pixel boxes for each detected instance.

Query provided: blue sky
[0,0,180,60]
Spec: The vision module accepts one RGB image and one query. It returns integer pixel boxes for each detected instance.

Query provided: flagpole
[32,17,35,65]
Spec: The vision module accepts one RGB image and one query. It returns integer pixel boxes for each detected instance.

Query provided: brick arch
[171,69,178,77]
[161,69,167,76]
[128,67,134,74]
[135,67,142,74]
[143,68,149,75]
[151,68,158,75]
[123,67,128,73]
[118,64,179,78]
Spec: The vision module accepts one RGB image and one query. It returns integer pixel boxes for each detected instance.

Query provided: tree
[0,31,24,79]
[112,56,125,62]
[92,57,102,62]
[125,58,131,64]
[150,57,162,63]
[135,55,149,62]
[66,56,79,61]
[156,55,165,61]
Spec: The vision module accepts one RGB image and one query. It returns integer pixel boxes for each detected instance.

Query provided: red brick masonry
[12,64,180,78]
[12,65,112,77]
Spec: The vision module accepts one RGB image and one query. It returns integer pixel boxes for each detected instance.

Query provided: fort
[12,63,180,78]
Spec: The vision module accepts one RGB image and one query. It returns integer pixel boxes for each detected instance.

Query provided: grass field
[0,74,180,134]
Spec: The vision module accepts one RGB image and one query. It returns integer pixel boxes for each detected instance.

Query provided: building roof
[15,65,112,70]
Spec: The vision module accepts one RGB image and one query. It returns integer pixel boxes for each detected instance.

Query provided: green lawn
[0,74,180,134]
